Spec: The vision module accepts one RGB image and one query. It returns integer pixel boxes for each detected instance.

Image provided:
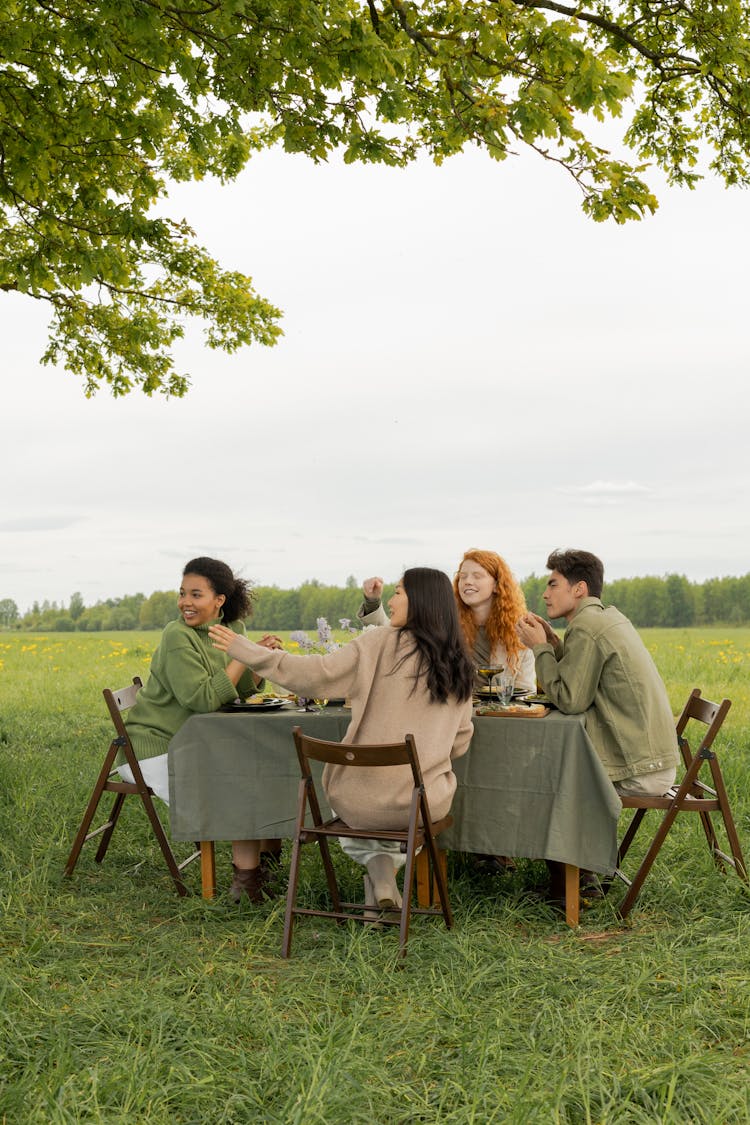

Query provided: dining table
[167,703,622,927]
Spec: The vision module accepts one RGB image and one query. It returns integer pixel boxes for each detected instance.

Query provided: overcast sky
[2,138,749,614]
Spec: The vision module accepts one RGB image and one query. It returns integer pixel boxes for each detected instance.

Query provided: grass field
[1,628,749,1123]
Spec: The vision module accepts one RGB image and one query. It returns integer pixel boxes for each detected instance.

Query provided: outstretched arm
[210,624,360,698]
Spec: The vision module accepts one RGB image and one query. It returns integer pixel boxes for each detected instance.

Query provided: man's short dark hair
[546,549,604,599]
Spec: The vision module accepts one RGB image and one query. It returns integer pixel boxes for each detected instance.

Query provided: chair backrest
[103,676,143,740]
[675,688,731,756]
[292,728,425,789]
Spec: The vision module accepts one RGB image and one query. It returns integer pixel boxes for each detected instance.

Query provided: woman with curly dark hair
[123,557,283,902]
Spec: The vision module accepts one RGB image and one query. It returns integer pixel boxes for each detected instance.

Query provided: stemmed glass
[476,665,505,697]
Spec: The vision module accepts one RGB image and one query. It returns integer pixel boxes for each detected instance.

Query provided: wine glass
[476,665,505,697]
[493,671,515,707]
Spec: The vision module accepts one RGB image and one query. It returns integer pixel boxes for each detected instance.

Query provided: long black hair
[182,557,254,623]
[395,567,474,703]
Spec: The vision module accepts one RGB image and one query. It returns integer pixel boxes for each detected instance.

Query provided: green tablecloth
[168,706,621,873]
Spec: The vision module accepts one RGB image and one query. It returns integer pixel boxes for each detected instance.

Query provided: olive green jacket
[532,598,679,782]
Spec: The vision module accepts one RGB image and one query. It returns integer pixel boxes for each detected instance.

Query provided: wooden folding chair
[282,728,454,960]
[612,688,747,919]
[64,677,199,896]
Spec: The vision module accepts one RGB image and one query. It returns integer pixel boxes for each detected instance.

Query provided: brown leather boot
[229,864,273,904]
[260,844,283,878]
[474,854,517,875]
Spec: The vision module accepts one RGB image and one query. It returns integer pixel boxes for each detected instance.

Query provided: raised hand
[363,576,384,600]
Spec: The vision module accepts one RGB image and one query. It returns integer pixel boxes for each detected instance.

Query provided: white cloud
[555,481,655,505]
[0,516,82,532]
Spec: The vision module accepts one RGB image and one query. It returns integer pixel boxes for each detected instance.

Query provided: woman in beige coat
[209,567,474,909]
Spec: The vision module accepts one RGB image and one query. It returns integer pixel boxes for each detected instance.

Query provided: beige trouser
[614,765,677,797]
[338,836,409,871]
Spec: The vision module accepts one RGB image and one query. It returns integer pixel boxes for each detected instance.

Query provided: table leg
[564,863,579,927]
[200,841,216,899]
[416,848,447,907]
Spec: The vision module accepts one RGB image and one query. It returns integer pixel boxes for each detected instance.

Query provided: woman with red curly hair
[453,549,536,693]
[358,552,534,874]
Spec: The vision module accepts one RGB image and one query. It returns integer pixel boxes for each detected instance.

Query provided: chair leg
[317,835,343,914]
[138,791,189,897]
[423,838,453,929]
[617,804,683,919]
[94,792,126,863]
[64,747,121,876]
[399,842,417,960]
[678,742,722,864]
[617,808,647,866]
[64,794,104,876]
[686,770,723,862]
[708,759,748,879]
[281,836,304,959]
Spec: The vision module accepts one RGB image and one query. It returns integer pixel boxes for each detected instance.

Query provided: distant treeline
[3,571,750,632]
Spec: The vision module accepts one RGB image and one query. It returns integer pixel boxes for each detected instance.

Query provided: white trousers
[118,752,170,804]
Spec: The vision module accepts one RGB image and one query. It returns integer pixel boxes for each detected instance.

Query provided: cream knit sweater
[226,626,474,830]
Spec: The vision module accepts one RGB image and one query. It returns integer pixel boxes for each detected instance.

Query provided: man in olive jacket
[516,548,679,903]
[516,548,678,797]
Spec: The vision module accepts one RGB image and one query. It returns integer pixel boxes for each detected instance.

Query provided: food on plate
[475,701,548,717]
[505,702,547,716]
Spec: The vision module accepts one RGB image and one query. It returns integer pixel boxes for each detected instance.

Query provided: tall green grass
[1,629,749,1123]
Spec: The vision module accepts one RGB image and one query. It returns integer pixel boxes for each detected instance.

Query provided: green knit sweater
[125,617,259,760]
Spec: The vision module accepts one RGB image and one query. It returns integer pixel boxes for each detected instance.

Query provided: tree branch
[507,0,700,69]
[366,0,381,37]
[390,0,439,58]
